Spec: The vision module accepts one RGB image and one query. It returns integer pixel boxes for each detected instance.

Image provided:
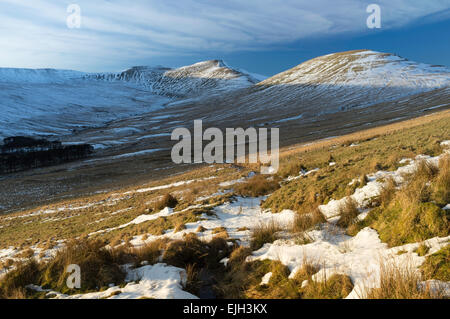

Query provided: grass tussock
[364,261,444,299]
[218,255,353,299]
[39,239,126,294]
[292,207,325,233]
[291,261,320,283]
[336,198,359,228]
[377,177,397,208]
[0,259,40,299]
[414,243,430,257]
[0,234,233,298]
[348,157,449,245]
[154,194,178,211]
[129,239,169,267]
[250,221,281,250]
[302,274,354,299]
[277,160,306,179]
[234,175,280,197]
[399,160,438,204]
[226,246,252,269]
[162,233,230,270]
[218,259,301,299]
[16,248,35,259]
[420,245,450,282]
[432,155,450,206]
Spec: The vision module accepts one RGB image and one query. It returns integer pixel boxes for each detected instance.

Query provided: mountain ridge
[0,50,448,146]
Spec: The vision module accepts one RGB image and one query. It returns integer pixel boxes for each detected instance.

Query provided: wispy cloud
[0,0,448,71]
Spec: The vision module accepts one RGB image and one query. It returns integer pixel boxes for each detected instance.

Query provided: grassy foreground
[0,110,449,299]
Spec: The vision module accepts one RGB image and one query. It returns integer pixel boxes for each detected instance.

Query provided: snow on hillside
[0,68,85,84]
[85,60,260,98]
[256,50,450,111]
[165,50,450,128]
[262,50,449,88]
[26,263,198,299]
[1,144,449,299]
[0,78,171,139]
[0,60,259,140]
[0,51,448,149]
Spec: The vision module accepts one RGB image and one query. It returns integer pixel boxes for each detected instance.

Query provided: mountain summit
[0,50,448,144]
[84,60,262,98]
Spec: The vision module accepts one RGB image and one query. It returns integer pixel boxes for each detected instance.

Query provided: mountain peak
[260,49,450,88]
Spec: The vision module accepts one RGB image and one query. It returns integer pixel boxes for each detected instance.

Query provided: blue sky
[0,0,449,75]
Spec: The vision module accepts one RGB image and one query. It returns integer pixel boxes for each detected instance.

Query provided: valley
[0,50,449,214]
[0,50,448,300]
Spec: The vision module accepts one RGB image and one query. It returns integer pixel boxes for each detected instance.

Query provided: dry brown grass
[363,260,445,299]
[250,221,282,250]
[377,176,397,207]
[291,260,320,283]
[421,245,450,282]
[292,207,326,233]
[162,233,230,269]
[400,159,439,204]
[336,198,359,228]
[154,193,178,211]
[184,263,201,295]
[234,175,280,197]
[1,259,14,270]
[226,246,252,268]
[277,160,306,179]
[302,274,354,299]
[128,238,169,266]
[16,248,35,259]
[0,259,40,299]
[38,239,126,294]
[212,227,227,234]
[432,154,450,206]
[196,225,206,232]
[173,223,186,233]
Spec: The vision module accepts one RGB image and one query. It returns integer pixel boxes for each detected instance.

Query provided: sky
[0,0,449,76]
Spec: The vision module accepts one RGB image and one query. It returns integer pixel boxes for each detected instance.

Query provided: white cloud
[0,0,448,70]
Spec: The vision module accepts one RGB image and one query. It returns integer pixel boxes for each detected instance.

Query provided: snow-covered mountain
[0,50,448,149]
[158,50,448,135]
[0,60,262,139]
[255,49,450,111]
[0,68,85,84]
[84,60,263,98]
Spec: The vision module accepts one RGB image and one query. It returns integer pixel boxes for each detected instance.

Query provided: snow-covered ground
[2,143,449,299]
[248,142,450,298]
[248,227,449,299]
[28,263,197,299]
[124,196,295,247]
[319,152,446,219]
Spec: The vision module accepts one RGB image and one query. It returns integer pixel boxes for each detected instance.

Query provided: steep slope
[85,60,262,98]
[0,61,261,139]
[256,49,449,111]
[0,50,448,156]
[0,73,171,139]
[173,50,450,125]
